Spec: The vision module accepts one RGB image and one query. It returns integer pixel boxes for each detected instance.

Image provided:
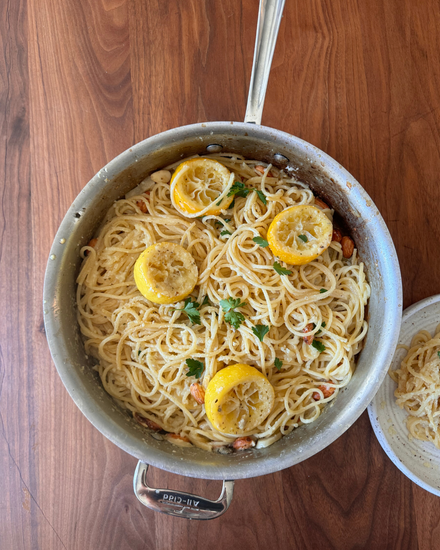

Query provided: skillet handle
[133,462,235,520]
[245,0,286,125]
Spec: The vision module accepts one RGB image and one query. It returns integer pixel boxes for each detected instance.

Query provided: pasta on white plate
[77,153,370,453]
[390,327,440,448]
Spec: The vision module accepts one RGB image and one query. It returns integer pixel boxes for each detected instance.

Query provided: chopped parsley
[201,295,210,307]
[312,340,326,353]
[273,262,293,276]
[255,190,267,205]
[220,230,232,237]
[320,288,328,293]
[438,351,440,359]
[185,358,205,379]
[252,324,270,342]
[227,181,250,199]
[314,321,326,335]
[172,297,201,325]
[220,297,247,330]
[274,358,283,371]
[298,234,308,243]
[253,236,269,248]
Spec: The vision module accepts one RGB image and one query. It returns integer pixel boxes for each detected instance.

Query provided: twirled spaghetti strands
[390,326,440,448]
[77,154,370,452]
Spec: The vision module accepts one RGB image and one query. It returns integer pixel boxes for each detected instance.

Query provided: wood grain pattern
[2,0,440,548]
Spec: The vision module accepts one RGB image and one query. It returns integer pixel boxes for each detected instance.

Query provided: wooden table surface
[2,0,440,548]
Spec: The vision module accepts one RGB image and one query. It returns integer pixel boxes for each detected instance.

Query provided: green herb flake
[274,358,283,371]
[438,351,440,359]
[252,324,270,342]
[224,218,231,223]
[220,297,247,330]
[220,230,232,237]
[220,297,247,312]
[298,234,308,243]
[253,236,269,248]
[201,296,210,307]
[185,358,205,379]
[227,181,250,199]
[273,262,293,276]
[255,190,267,205]
[312,340,326,353]
[216,199,223,206]
[320,288,328,293]
[172,297,201,325]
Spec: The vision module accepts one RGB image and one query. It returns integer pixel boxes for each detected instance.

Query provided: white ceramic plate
[368,294,440,496]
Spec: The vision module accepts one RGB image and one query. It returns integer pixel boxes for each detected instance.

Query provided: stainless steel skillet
[43,0,402,519]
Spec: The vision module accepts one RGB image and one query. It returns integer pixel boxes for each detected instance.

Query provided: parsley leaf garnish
[274,358,283,371]
[220,230,232,236]
[224,218,231,222]
[220,297,247,312]
[252,324,270,342]
[320,288,328,293]
[228,181,250,198]
[216,199,223,206]
[185,358,205,379]
[173,297,201,325]
[312,340,326,353]
[220,297,247,329]
[255,190,267,205]
[438,351,440,359]
[314,321,326,335]
[298,234,308,243]
[273,262,293,276]
[201,296,210,307]
[225,311,245,329]
[253,236,269,248]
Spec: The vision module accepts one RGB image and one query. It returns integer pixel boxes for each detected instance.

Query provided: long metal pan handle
[133,462,235,520]
[245,0,286,125]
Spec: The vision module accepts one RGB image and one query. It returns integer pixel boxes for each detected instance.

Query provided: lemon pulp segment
[205,364,275,435]
[170,158,234,216]
[134,242,198,305]
[267,205,333,265]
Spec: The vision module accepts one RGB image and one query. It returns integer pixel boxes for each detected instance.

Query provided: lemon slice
[205,364,275,435]
[267,205,333,265]
[134,242,198,305]
[170,158,234,217]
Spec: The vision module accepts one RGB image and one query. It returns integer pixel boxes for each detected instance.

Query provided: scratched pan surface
[43,121,402,480]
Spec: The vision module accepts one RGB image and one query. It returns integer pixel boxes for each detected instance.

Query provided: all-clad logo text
[162,494,199,507]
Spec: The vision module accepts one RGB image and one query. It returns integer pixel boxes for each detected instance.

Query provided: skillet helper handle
[245,0,286,125]
[133,462,235,520]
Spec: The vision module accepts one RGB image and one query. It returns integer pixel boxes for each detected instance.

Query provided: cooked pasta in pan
[77,154,370,453]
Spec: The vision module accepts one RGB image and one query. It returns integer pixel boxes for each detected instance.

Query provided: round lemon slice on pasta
[205,364,275,435]
[267,205,333,265]
[170,158,234,217]
[134,242,198,305]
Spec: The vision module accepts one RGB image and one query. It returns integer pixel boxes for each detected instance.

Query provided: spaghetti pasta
[76,154,370,452]
[390,327,440,448]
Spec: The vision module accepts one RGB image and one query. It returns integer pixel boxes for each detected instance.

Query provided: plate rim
[368,293,440,497]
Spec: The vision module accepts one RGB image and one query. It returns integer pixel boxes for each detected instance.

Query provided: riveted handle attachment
[133,462,235,520]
